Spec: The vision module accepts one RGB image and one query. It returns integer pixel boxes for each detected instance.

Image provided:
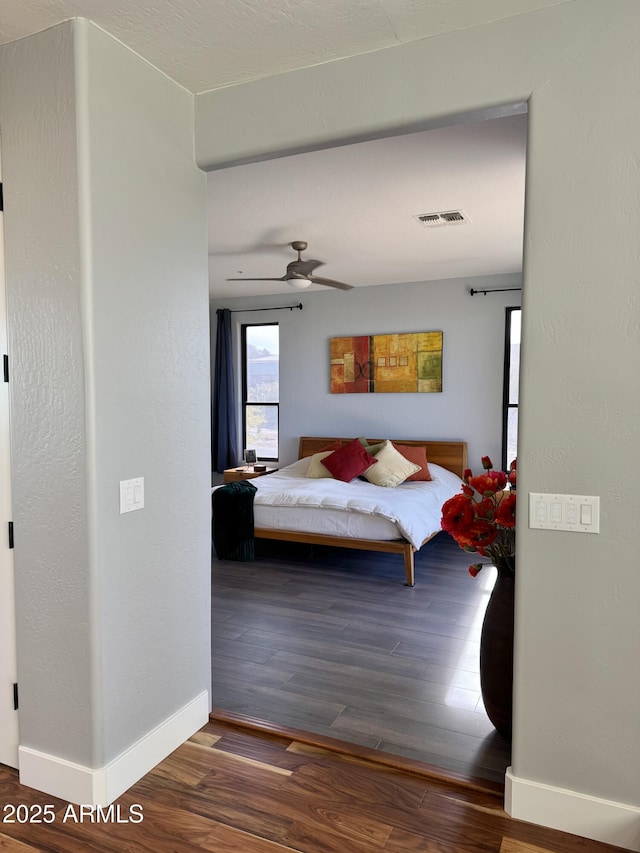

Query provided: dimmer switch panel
[529,493,599,533]
[120,477,144,514]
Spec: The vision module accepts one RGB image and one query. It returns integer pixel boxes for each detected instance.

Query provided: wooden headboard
[297,437,468,479]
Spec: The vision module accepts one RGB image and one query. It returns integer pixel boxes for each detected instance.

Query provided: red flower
[475,497,496,520]
[469,474,502,496]
[495,493,516,528]
[467,521,498,551]
[441,455,518,579]
[441,494,475,539]
[488,470,508,490]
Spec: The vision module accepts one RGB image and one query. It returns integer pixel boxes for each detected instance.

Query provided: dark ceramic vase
[479,564,515,740]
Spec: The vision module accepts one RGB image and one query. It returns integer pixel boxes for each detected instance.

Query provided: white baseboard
[19,690,210,806]
[505,766,640,851]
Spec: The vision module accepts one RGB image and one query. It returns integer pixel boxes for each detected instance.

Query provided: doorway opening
[208,108,526,784]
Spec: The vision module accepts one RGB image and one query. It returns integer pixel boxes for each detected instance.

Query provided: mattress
[244,456,463,548]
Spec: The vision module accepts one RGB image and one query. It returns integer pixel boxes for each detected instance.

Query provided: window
[502,307,521,470]
[242,323,279,461]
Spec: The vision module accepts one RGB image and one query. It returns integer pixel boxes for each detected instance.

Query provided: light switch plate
[529,493,599,533]
[120,477,144,514]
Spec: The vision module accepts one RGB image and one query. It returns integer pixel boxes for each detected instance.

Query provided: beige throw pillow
[306,450,335,478]
[362,440,421,487]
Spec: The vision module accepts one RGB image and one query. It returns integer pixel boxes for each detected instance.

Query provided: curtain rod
[227,303,303,314]
[469,287,522,296]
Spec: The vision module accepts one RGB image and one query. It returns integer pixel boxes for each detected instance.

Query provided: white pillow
[362,440,421,487]
[306,450,335,479]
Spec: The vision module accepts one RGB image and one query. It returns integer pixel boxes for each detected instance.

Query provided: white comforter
[247,457,463,548]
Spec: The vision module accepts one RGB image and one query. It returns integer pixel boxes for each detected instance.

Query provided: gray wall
[83,22,211,763]
[0,21,211,768]
[199,0,640,812]
[0,22,93,765]
[211,274,521,469]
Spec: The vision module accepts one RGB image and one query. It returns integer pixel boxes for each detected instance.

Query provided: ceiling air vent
[414,210,469,228]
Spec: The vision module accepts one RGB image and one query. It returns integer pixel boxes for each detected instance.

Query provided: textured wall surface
[81,21,211,764]
[0,20,211,770]
[211,273,521,470]
[0,23,94,765]
[199,0,640,815]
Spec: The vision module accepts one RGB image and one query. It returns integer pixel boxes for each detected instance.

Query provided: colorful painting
[330,331,443,394]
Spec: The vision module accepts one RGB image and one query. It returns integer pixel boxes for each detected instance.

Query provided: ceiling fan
[226,241,353,291]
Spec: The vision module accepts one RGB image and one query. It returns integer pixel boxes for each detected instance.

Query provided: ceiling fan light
[286,276,311,289]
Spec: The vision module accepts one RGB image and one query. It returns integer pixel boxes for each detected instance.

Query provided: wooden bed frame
[253,437,467,586]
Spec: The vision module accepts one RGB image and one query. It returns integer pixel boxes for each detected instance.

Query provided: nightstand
[223,465,278,484]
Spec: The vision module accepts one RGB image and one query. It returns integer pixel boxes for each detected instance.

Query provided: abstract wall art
[330,331,443,394]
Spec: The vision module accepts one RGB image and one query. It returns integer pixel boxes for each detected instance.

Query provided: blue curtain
[212,308,238,472]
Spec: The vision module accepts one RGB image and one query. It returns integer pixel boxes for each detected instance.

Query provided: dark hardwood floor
[0,719,622,852]
[211,532,512,784]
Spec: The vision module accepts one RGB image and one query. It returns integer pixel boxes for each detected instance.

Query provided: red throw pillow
[322,438,377,482]
[392,443,432,481]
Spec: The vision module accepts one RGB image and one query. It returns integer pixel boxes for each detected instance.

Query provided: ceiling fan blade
[225,244,350,290]
[308,275,354,291]
[293,259,324,276]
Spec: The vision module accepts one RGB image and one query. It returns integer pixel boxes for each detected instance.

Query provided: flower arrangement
[441,456,517,577]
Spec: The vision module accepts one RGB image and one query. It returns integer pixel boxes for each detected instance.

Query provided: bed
[244,436,467,586]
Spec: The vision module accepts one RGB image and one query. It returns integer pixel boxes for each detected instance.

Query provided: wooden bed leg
[403,546,416,586]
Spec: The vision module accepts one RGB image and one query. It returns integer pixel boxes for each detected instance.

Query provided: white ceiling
[207,113,528,298]
[2,0,540,298]
[1,0,571,94]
